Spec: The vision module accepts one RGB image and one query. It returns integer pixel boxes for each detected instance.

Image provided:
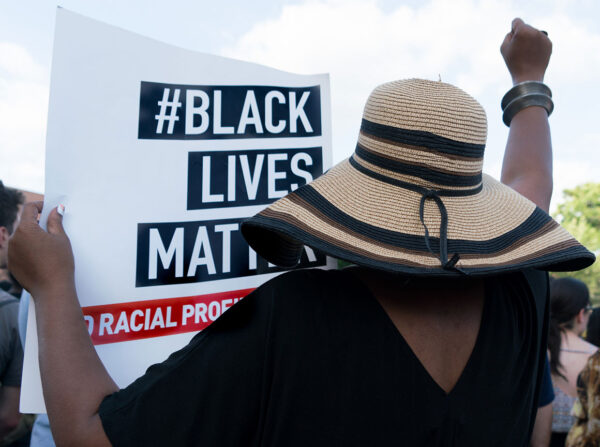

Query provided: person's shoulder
[521,268,549,281]
[258,268,347,296]
[491,268,546,290]
[0,288,17,302]
[255,267,363,316]
[0,289,18,312]
[0,291,19,341]
[488,269,549,323]
[209,269,346,331]
[574,337,598,354]
[253,268,371,342]
[277,267,342,281]
[495,268,548,299]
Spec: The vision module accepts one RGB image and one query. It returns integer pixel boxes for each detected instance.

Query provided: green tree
[553,182,600,302]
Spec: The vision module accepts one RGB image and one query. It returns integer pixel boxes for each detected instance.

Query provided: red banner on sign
[82,288,255,345]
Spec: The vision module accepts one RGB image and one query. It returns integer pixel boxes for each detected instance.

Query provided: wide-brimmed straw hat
[242,79,595,276]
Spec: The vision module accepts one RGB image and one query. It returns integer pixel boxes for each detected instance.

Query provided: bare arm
[500,18,553,212]
[8,203,115,447]
[502,20,554,447]
[530,403,552,447]
[0,386,21,439]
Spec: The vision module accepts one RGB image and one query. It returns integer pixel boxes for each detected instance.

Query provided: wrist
[501,81,553,127]
[512,73,544,85]
[32,279,77,306]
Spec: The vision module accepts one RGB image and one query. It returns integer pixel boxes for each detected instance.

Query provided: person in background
[0,272,22,300]
[17,293,56,447]
[0,272,14,296]
[566,349,600,446]
[548,278,597,446]
[584,307,600,348]
[0,181,28,446]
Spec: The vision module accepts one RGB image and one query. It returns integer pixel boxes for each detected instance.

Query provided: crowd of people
[0,16,598,447]
[0,182,30,446]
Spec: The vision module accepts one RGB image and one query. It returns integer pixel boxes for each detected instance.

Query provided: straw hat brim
[242,157,595,276]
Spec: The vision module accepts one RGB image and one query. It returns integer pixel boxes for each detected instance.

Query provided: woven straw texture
[242,79,594,275]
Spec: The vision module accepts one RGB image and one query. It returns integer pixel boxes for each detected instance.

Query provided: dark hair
[0,181,24,234]
[586,308,600,347]
[548,277,590,378]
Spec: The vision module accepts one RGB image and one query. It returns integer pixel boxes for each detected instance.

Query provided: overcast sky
[1,0,598,213]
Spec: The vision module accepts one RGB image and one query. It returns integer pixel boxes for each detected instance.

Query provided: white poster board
[21,8,332,413]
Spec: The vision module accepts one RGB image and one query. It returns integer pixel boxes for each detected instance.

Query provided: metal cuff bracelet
[502,92,554,127]
[501,81,552,110]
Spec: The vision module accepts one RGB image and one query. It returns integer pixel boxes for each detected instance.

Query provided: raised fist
[501,18,552,85]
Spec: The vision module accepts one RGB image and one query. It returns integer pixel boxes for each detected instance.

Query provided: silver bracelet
[501,81,552,110]
[502,83,554,127]
[502,93,554,127]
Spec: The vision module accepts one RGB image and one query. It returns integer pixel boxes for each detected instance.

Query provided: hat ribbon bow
[419,191,463,272]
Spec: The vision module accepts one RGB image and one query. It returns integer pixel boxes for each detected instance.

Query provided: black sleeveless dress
[100,268,548,446]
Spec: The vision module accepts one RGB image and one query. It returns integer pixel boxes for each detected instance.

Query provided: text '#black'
[136,217,326,287]
[187,147,323,210]
[139,82,322,140]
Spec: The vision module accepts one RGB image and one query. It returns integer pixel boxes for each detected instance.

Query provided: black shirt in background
[99,268,548,446]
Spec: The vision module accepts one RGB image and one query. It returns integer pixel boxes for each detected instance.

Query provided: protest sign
[21,8,332,413]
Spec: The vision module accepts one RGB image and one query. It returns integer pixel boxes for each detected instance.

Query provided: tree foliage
[553,182,600,302]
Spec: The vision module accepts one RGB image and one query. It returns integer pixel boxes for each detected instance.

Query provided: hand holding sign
[8,203,75,299]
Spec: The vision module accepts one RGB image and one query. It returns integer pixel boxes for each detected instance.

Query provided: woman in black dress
[8,18,594,447]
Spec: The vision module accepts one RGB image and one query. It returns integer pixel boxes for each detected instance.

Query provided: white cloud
[538,14,600,85]
[222,0,600,197]
[0,43,48,192]
[0,42,46,81]
[221,0,516,164]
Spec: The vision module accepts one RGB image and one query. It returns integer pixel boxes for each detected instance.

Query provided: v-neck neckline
[344,269,491,398]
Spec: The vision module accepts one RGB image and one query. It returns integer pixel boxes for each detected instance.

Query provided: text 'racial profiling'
[134,82,327,288]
